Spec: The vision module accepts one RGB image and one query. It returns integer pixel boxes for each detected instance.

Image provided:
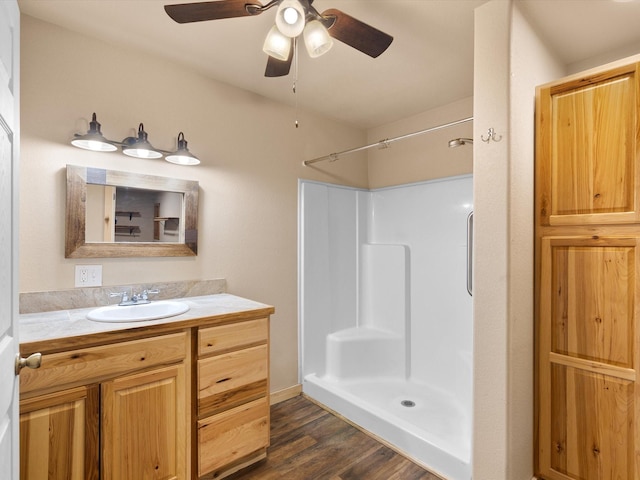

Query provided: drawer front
[20,332,187,396]
[198,344,267,414]
[198,318,268,357]
[198,397,269,477]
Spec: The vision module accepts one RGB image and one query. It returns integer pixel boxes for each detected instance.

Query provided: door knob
[15,352,42,375]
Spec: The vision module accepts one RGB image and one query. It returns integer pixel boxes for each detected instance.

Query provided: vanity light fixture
[71,113,201,165]
[122,123,163,159]
[71,113,118,152]
[165,132,201,165]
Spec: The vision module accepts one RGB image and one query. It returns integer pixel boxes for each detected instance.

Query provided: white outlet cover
[75,265,103,287]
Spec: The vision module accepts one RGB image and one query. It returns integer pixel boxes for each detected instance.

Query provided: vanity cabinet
[535,61,640,480]
[196,318,270,479]
[18,298,274,480]
[19,331,191,480]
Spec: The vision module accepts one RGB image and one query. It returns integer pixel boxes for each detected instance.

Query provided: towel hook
[481,127,502,143]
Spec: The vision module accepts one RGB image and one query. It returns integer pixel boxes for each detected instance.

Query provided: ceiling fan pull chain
[294,37,299,128]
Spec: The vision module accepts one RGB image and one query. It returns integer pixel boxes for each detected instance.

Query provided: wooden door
[19,386,99,480]
[537,236,640,479]
[536,63,640,226]
[101,364,187,480]
[0,2,20,479]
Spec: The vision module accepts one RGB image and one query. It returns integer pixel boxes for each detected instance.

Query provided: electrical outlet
[75,265,102,287]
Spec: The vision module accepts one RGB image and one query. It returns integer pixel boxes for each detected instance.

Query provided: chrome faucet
[110,288,159,306]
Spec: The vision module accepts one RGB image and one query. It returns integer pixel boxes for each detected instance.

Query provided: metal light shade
[165,132,200,165]
[263,25,291,61]
[275,0,305,38]
[71,112,117,152]
[122,123,163,159]
[303,20,333,58]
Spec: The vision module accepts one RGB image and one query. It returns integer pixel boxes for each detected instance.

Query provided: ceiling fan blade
[321,8,393,58]
[165,0,263,24]
[265,41,294,77]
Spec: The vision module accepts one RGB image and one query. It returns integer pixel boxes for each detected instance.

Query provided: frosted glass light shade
[263,25,291,61]
[275,0,305,38]
[303,20,333,58]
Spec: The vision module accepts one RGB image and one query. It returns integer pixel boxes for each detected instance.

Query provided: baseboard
[270,384,302,405]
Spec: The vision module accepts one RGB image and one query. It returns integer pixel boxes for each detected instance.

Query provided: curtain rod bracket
[378,138,391,149]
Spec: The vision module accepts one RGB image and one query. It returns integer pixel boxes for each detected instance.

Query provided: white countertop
[19,293,273,347]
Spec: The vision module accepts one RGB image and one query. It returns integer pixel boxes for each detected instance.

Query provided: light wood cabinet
[535,62,640,480]
[20,386,99,480]
[19,305,273,480]
[102,364,187,480]
[197,318,270,479]
[20,331,191,480]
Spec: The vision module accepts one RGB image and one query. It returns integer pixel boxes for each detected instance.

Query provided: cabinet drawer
[198,397,269,477]
[198,344,267,414]
[198,318,268,357]
[20,332,187,396]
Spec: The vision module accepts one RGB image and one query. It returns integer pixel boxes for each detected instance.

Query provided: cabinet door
[537,236,640,480]
[536,63,640,226]
[20,386,99,480]
[101,364,187,480]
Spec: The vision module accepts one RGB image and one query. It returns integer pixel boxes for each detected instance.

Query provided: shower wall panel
[299,181,365,378]
[368,176,473,406]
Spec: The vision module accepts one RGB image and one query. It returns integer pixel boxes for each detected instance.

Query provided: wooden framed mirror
[65,164,198,258]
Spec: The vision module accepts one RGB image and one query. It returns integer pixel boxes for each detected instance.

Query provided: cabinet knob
[15,352,42,375]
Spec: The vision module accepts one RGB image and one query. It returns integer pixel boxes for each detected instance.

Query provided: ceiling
[17,0,640,129]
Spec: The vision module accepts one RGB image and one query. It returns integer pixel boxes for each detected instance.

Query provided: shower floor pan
[303,374,471,480]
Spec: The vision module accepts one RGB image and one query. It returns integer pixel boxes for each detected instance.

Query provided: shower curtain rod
[303,116,474,166]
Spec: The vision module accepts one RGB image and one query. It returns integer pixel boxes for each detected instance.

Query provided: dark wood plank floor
[226,395,443,480]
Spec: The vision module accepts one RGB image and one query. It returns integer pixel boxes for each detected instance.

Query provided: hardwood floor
[226,395,443,480]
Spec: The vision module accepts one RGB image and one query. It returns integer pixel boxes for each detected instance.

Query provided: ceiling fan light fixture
[263,24,292,61]
[303,20,333,58]
[122,123,163,159]
[275,0,305,37]
[71,112,118,152]
[165,132,201,165]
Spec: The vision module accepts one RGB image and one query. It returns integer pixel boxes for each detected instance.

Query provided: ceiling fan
[164,0,394,77]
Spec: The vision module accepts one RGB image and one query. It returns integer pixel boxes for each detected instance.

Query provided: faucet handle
[109,291,130,303]
[141,289,159,301]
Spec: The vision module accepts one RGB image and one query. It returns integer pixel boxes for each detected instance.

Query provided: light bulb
[283,7,299,24]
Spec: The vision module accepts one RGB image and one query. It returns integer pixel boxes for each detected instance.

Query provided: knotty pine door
[536,61,640,480]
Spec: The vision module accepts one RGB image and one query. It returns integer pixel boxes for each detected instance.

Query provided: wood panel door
[536,63,640,226]
[537,236,640,480]
[19,386,99,480]
[101,364,188,480]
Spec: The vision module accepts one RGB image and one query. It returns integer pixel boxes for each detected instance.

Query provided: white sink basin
[87,300,190,323]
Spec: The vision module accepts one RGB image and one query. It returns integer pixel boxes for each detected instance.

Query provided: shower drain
[400,400,416,407]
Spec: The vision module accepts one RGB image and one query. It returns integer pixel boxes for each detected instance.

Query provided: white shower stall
[299,175,473,480]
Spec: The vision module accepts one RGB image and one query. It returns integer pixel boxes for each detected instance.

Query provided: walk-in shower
[299,174,473,480]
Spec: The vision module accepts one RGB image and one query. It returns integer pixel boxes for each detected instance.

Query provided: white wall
[472,1,564,479]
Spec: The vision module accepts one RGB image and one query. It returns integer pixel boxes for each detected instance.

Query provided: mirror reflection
[86,185,184,243]
[66,164,198,258]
